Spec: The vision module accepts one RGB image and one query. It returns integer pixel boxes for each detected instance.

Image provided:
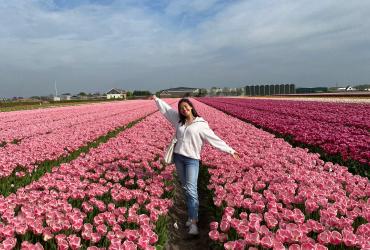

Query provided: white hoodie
[154,97,235,160]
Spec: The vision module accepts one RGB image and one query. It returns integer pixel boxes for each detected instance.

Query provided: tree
[354,84,370,90]
[78,92,87,96]
[236,88,244,96]
[222,87,231,96]
[133,90,151,96]
[210,87,221,96]
[196,88,208,97]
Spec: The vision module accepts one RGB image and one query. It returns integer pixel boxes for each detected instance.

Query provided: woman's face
[179,102,193,118]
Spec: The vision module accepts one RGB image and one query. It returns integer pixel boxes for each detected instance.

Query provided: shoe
[185,218,192,227]
[188,223,199,235]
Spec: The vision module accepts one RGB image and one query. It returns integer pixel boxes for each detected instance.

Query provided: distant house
[159,87,200,98]
[106,88,127,99]
[61,93,71,101]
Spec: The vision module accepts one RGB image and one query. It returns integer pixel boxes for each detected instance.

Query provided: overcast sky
[1,0,370,98]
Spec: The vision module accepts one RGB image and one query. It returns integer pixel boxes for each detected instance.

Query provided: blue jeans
[173,153,200,221]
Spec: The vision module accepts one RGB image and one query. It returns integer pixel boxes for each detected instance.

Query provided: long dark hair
[178,98,199,125]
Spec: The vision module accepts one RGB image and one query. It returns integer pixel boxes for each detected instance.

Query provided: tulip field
[196,97,370,177]
[0,100,176,249]
[193,100,369,250]
[0,101,157,179]
[0,98,369,249]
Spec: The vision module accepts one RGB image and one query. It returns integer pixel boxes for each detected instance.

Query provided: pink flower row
[0,100,158,178]
[0,109,176,249]
[200,98,370,130]
[191,99,370,249]
[197,97,370,165]
[1,103,108,142]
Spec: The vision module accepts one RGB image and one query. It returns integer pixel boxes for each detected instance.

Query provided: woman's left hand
[232,152,240,160]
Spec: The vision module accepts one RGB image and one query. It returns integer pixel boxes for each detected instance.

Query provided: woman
[152,95,238,235]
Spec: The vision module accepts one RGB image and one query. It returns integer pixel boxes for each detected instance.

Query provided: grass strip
[0,113,154,197]
[155,215,171,250]
[0,99,123,112]
[199,164,224,250]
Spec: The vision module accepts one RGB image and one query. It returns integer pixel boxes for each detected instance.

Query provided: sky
[1,0,370,98]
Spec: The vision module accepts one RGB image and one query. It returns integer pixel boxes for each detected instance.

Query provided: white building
[336,86,357,91]
[346,86,357,91]
[106,88,127,99]
[61,94,71,100]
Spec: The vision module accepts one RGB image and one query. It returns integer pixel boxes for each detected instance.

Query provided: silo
[270,85,275,95]
[255,85,260,96]
[245,86,250,96]
[279,84,285,94]
[284,84,290,94]
[259,85,264,96]
[250,85,255,96]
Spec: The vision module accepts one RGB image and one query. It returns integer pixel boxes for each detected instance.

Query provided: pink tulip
[2,237,17,249]
[88,247,105,250]
[148,232,158,244]
[218,232,228,242]
[245,232,260,246]
[301,242,316,250]
[314,243,328,250]
[57,239,69,250]
[110,237,122,247]
[329,230,342,245]
[42,228,53,241]
[125,229,139,242]
[15,223,28,235]
[90,232,101,244]
[317,231,330,245]
[288,244,301,250]
[273,241,286,250]
[224,241,237,250]
[122,240,137,250]
[96,224,108,236]
[260,235,273,248]
[342,229,357,246]
[209,230,220,241]
[67,235,81,250]
[220,219,231,232]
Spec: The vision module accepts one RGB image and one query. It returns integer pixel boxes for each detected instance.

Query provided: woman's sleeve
[154,97,179,127]
[200,123,235,154]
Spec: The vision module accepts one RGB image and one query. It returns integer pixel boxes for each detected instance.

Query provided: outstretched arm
[201,123,236,156]
[151,95,179,127]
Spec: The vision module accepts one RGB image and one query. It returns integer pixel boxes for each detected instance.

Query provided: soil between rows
[165,167,215,250]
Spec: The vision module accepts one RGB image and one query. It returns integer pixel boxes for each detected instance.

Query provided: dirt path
[165,169,216,250]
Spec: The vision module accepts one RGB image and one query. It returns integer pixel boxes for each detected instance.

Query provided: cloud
[0,0,370,97]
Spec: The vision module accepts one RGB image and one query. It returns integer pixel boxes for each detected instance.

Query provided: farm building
[106,88,127,99]
[159,87,200,98]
